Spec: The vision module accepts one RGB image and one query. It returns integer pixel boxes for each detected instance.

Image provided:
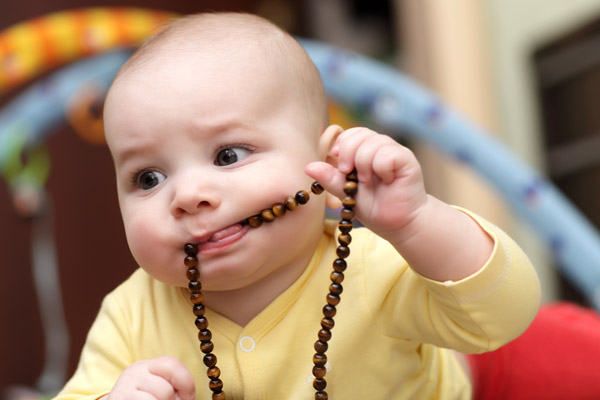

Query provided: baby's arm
[307,127,493,282]
[102,357,195,400]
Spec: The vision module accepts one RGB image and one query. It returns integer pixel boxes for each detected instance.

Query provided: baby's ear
[318,124,344,165]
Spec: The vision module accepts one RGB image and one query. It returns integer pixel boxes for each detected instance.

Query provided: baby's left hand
[306,127,428,243]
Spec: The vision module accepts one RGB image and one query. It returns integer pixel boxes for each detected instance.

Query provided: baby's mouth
[196,223,249,254]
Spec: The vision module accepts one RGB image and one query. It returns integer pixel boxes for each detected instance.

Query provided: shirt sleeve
[363,208,542,354]
[52,292,132,400]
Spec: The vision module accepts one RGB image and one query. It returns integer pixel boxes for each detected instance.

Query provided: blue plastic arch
[1,40,599,309]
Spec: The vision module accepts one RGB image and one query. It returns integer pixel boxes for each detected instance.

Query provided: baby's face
[104,47,328,291]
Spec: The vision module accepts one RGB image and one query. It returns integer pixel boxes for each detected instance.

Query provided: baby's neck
[203,249,314,326]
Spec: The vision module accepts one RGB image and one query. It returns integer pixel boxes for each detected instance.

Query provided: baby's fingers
[334,127,377,174]
[148,357,196,400]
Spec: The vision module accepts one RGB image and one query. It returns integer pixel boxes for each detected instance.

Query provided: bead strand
[312,169,358,400]
[245,182,324,228]
[184,243,226,400]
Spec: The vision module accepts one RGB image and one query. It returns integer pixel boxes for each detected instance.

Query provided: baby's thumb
[305,161,347,201]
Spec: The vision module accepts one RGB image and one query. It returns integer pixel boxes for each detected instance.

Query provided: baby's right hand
[106,356,196,400]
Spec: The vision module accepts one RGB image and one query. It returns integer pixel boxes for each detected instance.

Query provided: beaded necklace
[183,170,358,400]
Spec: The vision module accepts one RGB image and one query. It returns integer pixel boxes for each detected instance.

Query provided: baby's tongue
[209,223,243,242]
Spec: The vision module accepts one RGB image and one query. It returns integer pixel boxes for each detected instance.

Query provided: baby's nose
[170,179,220,216]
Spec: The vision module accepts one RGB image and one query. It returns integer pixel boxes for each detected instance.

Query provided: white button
[239,336,255,352]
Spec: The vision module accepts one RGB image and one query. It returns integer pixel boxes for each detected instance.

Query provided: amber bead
[330,271,344,284]
[340,208,355,220]
[284,196,298,211]
[341,196,356,209]
[203,354,217,368]
[321,317,335,330]
[318,328,332,342]
[329,283,343,295]
[311,181,325,194]
[207,366,221,379]
[322,304,337,318]
[247,215,263,228]
[184,243,198,256]
[193,303,206,317]
[184,256,198,268]
[313,353,327,366]
[333,258,347,272]
[343,181,358,195]
[346,169,358,182]
[272,203,286,217]
[200,341,214,353]
[186,268,200,281]
[189,281,202,293]
[209,379,223,392]
[314,340,328,353]
[337,233,352,246]
[190,292,204,304]
[313,365,328,379]
[313,378,327,391]
[338,219,353,233]
[261,208,275,222]
[336,245,350,258]
[315,391,328,400]
[295,190,310,205]
[198,329,212,341]
[195,316,208,330]
[326,293,340,306]
[212,392,226,400]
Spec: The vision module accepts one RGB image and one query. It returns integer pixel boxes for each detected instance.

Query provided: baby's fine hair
[113,12,330,130]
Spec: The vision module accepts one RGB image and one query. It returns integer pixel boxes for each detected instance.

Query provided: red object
[467,302,600,399]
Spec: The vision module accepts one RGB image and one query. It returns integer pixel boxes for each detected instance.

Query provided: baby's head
[103,13,341,290]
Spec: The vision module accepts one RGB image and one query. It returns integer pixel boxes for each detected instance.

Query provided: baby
[55,12,541,400]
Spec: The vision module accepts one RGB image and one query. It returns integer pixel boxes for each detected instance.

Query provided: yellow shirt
[55,213,540,400]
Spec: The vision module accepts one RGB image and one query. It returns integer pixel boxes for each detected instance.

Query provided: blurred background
[2,0,600,398]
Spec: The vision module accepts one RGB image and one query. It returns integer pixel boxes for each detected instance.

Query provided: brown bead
[212,391,226,400]
[311,181,325,194]
[272,203,286,217]
[329,283,343,295]
[337,232,352,246]
[341,196,356,209]
[209,378,223,392]
[321,317,335,330]
[312,365,327,379]
[284,196,298,210]
[193,303,206,316]
[184,243,198,256]
[212,392,226,400]
[184,255,198,268]
[261,208,275,222]
[314,340,328,353]
[313,378,327,391]
[326,293,340,306]
[195,316,208,330]
[203,353,217,368]
[333,258,347,272]
[186,268,200,281]
[295,190,310,205]
[338,219,353,233]
[340,208,355,220]
[336,245,350,258]
[322,304,337,318]
[330,271,344,284]
[189,292,204,304]
[318,328,332,342]
[207,366,221,379]
[200,340,214,353]
[343,180,358,195]
[315,391,328,400]
[313,353,327,366]
[247,215,263,228]
[346,169,358,182]
[198,329,212,341]
[188,280,202,293]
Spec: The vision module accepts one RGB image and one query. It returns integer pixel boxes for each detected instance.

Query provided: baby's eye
[136,170,166,190]
[214,146,251,166]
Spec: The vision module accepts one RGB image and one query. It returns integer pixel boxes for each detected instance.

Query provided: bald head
[111,12,329,130]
